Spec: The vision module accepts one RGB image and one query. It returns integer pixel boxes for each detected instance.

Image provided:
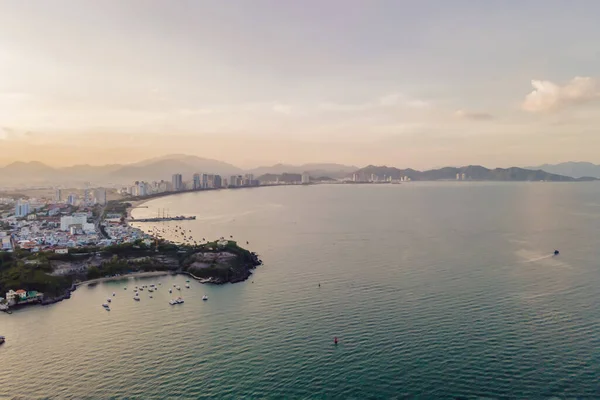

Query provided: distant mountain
[110,155,243,182]
[526,162,600,179]
[352,165,593,182]
[0,155,244,186]
[250,163,357,179]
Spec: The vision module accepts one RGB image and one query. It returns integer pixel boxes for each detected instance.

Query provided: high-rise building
[172,174,183,191]
[14,199,30,217]
[94,188,107,205]
[67,194,77,205]
[301,173,310,184]
[201,173,209,189]
[193,173,201,190]
[214,175,222,188]
[229,175,238,187]
[55,189,62,203]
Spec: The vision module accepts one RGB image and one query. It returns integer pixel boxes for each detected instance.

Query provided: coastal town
[0,172,270,312]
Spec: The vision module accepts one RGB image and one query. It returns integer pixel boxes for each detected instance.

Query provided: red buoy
[334,336,338,345]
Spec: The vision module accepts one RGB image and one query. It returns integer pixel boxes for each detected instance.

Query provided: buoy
[334,337,338,345]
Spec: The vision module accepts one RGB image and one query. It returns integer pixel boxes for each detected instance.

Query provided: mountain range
[353,165,595,182]
[526,162,600,179]
[0,155,596,187]
[0,155,356,187]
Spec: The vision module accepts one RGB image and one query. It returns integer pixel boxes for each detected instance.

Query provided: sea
[2,182,600,399]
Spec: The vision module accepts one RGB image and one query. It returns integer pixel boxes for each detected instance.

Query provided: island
[0,238,262,311]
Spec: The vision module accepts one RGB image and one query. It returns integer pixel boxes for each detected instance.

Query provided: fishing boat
[202,295,208,301]
[102,303,110,310]
[133,296,140,301]
[0,336,6,345]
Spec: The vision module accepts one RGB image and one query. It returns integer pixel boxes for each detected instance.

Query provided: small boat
[0,336,5,345]
[186,280,190,283]
[158,282,162,285]
[124,287,127,290]
[139,287,144,291]
[173,284,176,287]
[148,288,154,292]
[102,303,110,310]
[554,250,560,256]
[133,297,140,301]
[176,286,181,291]
[112,292,116,296]
[202,295,208,301]
[185,284,190,288]
[334,336,338,345]
[107,298,112,303]
[149,295,153,298]
[169,289,172,293]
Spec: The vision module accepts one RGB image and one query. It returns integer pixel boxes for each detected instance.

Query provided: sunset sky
[1,0,600,168]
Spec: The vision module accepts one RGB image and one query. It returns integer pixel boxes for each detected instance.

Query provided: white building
[1,237,12,250]
[172,174,183,191]
[301,173,310,184]
[55,189,62,202]
[14,200,30,217]
[94,188,107,205]
[60,215,88,231]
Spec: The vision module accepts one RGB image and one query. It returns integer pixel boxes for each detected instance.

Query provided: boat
[169,289,172,293]
[186,280,190,283]
[133,297,140,301]
[149,295,153,298]
[158,282,162,285]
[124,287,127,290]
[554,250,560,256]
[102,303,110,310]
[202,295,208,301]
[148,288,154,292]
[173,284,176,287]
[139,287,144,291]
[112,292,116,296]
[169,297,184,305]
[107,298,112,303]
[0,336,5,345]
[185,284,190,288]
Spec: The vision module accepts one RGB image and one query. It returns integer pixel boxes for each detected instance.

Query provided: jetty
[129,215,196,222]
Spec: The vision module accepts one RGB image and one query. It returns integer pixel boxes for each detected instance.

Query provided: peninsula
[0,238,261,310]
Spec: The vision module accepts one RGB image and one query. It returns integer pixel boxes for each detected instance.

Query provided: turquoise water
[3,182,600,398]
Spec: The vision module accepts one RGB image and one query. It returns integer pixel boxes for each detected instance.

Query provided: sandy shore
[126,199,151,219]
[76,271,169,287]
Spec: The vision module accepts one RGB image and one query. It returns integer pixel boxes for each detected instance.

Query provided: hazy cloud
[319,93,428,113]
[522,77,600,112]
[454,109,494,120]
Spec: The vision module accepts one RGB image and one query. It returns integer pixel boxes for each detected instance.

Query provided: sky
[1,0,600,169]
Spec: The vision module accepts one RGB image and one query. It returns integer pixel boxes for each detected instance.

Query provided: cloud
[522,77,600,113]
[454,109,493,120]
[272,104,292,115]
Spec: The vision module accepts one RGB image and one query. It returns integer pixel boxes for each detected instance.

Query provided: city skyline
[1,1,600,168]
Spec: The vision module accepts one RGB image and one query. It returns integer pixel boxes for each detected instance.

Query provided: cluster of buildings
[121,173,261,198]
[3,289,43,306]
[1,198,149,253]
[456,173,469,180]
[351,172,409,183]
[55,188,107,207]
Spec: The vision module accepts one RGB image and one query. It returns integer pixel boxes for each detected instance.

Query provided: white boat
[185,284,190,288]
[202,295,208,301]
[112,292,116,296]
[139,287,144,291]
[173,284,176,287]
[107,298,112,303]
[176,286,181,291]
[148,288,154,292]
[169,289,172,293]
[169,297,184,305]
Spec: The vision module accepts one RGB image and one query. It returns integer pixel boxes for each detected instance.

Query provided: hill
[352,165,593,182]
[109,155,243,182]
[250,163,356,179]
[526,162,600,179]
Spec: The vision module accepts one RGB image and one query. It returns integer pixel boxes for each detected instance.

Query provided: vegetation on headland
[0,239,261,302]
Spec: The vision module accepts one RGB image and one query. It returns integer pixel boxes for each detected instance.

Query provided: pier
[129,216,196,222]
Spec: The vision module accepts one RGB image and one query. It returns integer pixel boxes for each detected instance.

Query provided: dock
[129,216,196,222]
